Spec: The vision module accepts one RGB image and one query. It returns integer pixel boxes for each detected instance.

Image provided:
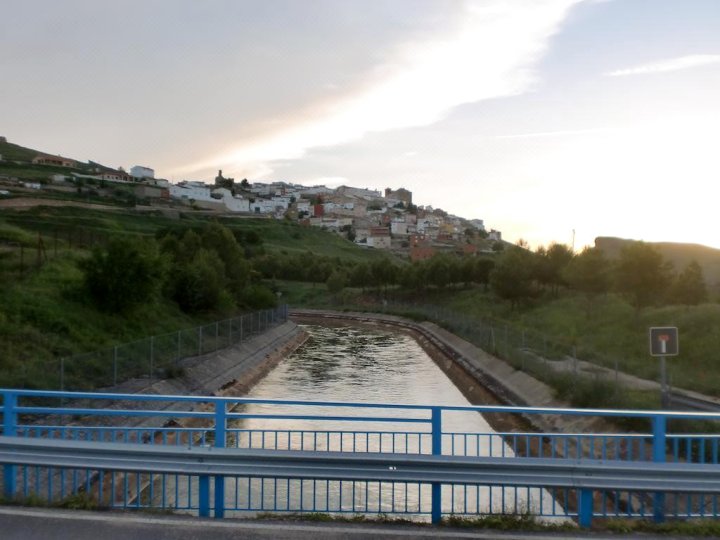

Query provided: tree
[201,222,250,298]
[471,258,495,290]
[534,243,573,295]
[80,236,166,313]
[489,246,537,308]
[670,260,708,305]
[171,248,227,312]
[426,255,451,288]
[614,242,673,308]
[564,247,611,298]
[370,258,397,293]
[326,270,347,294]
[350,262,372,291]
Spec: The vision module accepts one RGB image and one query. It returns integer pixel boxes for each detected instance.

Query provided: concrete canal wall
[72,320,308,429]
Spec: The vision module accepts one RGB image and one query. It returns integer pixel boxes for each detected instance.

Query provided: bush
[79,236,166,313]
[241,284,278,310]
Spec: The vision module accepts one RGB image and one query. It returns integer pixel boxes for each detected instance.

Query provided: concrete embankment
[81,320,307,428]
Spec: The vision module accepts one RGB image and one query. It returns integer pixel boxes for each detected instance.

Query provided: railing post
[198,475,210,517]
[653,414,667,523]
[578,488,593,528]
[214,400,227,518]
[431,407,442,524]
[3,391,18,499]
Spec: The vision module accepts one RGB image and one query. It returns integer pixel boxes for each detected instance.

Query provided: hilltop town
[0,137,503,260]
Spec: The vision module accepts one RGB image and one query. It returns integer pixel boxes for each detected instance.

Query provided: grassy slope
[0,205,394,388]
[1,206,393,260]
[441,287,720,397]
[0,140,43,162]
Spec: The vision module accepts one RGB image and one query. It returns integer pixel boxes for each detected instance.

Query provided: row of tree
[253,240,709,309]
[81,221,709,315]
[467,241,708,308]
[80,223,276,314]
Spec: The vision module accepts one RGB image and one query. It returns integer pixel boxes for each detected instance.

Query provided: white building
[336,185,382,200]
[390,220,408,236]
[169,181,211,201]
[488,229,502,242]
[130,165,155,179]
[296,200,313,216]
[211,188,251,212]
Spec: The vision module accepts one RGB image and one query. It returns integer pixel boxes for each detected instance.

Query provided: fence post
[215,322,219,352]
[240,315,244,342]
[198,326,203,356]
[228,318,232,347]
[653,415,667,523]
[578,488,593,528]
[149,336,155,380]
[113,346,118,386]
[431,407,442,524]
[504,325,508,356]
[177,330,182,362]
[60,358,64,392]
[214,400,227,518]
[3,391,18,499]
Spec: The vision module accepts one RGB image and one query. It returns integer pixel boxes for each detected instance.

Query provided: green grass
[1,206,393,260]
[0,254,208,388]
[0,140,45,162]
[440,287,720,397]
[0,205,398,388]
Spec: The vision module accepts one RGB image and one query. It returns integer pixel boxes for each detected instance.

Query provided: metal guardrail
[4,389,720,527]
[3,436,720,493]
[669,391,720,413]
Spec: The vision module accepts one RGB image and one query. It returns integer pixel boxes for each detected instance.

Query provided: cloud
[170,0,582,179]
[493,128,610,139]
[606,54,720,77]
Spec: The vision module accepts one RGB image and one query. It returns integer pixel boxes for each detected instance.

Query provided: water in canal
[216,324,563,520]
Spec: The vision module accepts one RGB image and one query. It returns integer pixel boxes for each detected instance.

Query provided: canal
[214,323,561,520]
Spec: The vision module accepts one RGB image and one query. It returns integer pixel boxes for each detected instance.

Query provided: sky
[1,0,719,250]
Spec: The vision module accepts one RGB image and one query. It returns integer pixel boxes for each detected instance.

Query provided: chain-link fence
[371,300,641,402]
[56,305,288,391]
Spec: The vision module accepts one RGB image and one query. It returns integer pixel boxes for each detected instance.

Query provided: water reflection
[214,324,564,520]
[244,324,490,410]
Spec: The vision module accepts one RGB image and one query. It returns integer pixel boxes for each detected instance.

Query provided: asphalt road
[0,507,686,540]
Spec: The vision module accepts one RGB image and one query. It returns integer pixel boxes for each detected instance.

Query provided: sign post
[649,327,679,408]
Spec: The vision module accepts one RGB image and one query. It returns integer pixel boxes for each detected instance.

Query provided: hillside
[595,236,720,290]
[0,138,45,162]
[0,137,99,182]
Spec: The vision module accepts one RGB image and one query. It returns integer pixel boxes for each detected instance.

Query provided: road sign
[649,327,679,357]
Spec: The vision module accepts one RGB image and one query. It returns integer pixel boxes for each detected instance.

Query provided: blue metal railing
[3,388,720,527]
